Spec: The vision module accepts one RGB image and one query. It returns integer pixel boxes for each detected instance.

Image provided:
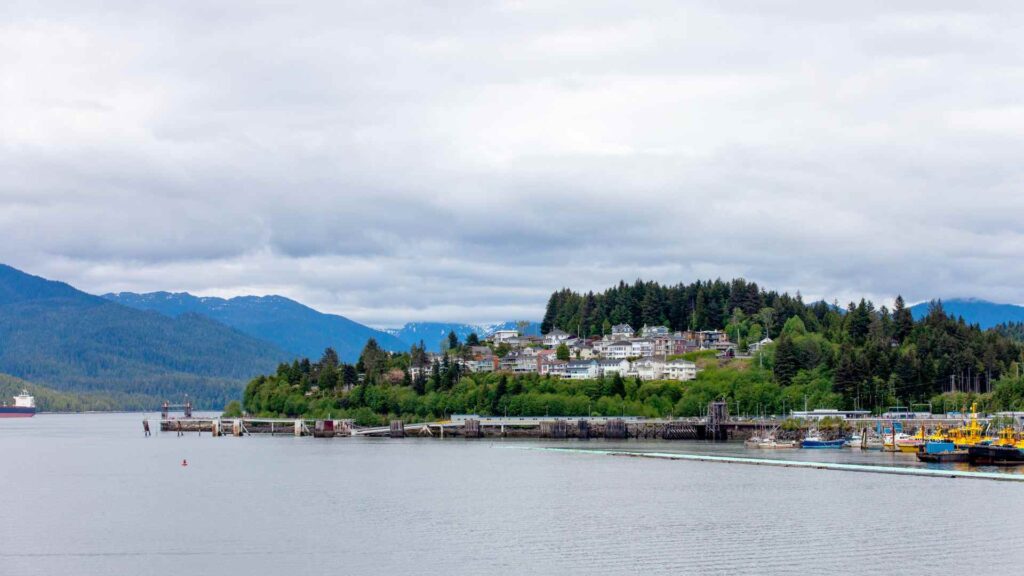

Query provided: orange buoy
[182,459,188,467]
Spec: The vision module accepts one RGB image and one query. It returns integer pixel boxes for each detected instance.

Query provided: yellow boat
[947,403,994,448]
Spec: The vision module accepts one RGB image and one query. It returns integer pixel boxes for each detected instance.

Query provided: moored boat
[917,450,970,463]
[758,438,797,449]
[801,435,845,449]
[967,444,1024,466]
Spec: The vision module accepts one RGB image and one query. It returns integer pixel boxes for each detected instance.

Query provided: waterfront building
[790,408,872,420]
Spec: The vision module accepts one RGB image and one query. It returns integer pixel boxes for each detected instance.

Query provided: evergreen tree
[611,373,626,397]
[556,343,570,361]
[773,336,799,385]
[893,295,914,343]
[320,347,339,369]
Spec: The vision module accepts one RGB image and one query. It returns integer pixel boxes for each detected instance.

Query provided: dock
[157,415,720,439]
[513,446,1024,483]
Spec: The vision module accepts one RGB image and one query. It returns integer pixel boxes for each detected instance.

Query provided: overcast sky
[3,1,1024,327]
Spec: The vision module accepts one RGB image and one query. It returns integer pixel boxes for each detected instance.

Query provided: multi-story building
[665,359,697,381]
[629,356,667,380]
[598,358,631,376]
[565,359,601,380]
[604,340,634,359]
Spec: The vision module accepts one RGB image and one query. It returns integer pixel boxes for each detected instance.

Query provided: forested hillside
[0,265,291,408]
[238,279,1024,424]
[0,373,135,412]
[541,279,1022,408]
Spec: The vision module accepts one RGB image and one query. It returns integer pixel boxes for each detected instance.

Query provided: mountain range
[384,321,542,352]
[103,291,408,362]
[909,298,1024,330]
[0,264,289,408]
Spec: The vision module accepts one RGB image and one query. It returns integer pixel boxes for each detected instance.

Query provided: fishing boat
[801,434,845,449]
[883,432,924,453]
[844,433,862,448]
[757,438,798,449]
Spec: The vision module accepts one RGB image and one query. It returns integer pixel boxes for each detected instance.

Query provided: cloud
[2,1,1024,326]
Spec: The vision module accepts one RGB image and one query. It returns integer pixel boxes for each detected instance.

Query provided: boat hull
[801,439,846,449]
[916,450,969,463]
[967,445,1024,466]
[0,407,35,418]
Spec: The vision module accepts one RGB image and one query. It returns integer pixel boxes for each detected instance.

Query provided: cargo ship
[0,390,36,417]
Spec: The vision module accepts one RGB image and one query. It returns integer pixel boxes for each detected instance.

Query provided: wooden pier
[155,402,981,441]
[157,415,720,439]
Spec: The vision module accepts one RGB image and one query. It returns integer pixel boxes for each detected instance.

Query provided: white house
[490,329,520,343]
[640,324,670,338]
[630,356,667,380]
[604,340,634,359]
[543,328,572,347]
[598,358,632,376]
[565,359,601,380]
[630,338,654,358]
[748,337,774,354]
[540,359,569,377]
[665,359,697,381]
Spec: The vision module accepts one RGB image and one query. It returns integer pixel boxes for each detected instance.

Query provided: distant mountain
[386,320,541,352]
[0,264,290,408]
[909,298,1024,329]
[104,292,407,362]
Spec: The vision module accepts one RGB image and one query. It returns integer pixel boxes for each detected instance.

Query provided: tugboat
[0,390,36,417]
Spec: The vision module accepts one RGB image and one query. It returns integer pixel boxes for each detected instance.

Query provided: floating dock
[513,446,1024,483]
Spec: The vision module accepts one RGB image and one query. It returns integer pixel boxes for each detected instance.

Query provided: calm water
[3,414,1024,575]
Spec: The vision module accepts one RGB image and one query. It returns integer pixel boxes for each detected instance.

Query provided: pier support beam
[464,418,482,439]
[605,418,627,439]
[577,419,590,439]
[389,420,405,438]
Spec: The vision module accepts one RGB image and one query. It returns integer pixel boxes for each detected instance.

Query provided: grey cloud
[3,1,1024,325]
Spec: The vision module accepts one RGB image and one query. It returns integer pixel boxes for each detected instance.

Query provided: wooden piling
[605,418,627,439]
[540,419,567,438]
[389,420,405,438]
[464,418,482,438]
[577,419,590,439]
